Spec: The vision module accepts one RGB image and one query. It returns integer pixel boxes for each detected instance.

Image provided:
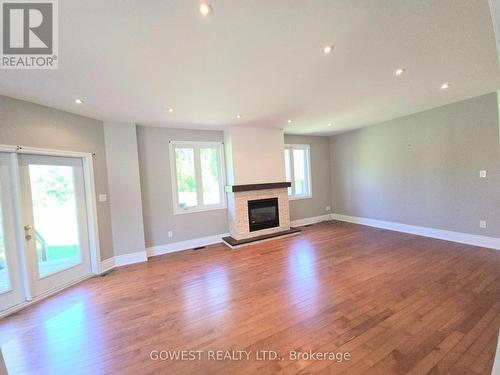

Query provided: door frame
[0,144,101,315]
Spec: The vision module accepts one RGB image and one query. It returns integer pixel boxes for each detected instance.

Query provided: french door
[19,155,91,297]
[0,153,24,310]
[0,152,92,313]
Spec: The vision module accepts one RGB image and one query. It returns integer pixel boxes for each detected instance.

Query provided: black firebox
[248,198,279,232]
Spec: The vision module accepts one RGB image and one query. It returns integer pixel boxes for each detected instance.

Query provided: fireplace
[248,198,279,232]
[223,183,300,248]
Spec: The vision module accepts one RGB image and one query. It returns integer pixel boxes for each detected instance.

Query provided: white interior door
[19,155,91,297]
[0,153,24,312]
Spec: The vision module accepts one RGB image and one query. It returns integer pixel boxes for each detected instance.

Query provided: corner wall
[104,122,146,257]
[329,92,500,237]
[136,126,228,249]
[284,134,332,221]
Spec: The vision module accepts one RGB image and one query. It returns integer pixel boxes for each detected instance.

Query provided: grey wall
[489,0,500,69]
[0,95,115,259]
[0,94,335,260]
[104,122,146,256]
[137,126,228,248]
[284,135,332,221]
[330,92,500,237]
[5,90,495,261]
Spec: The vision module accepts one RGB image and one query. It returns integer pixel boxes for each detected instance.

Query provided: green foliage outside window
[200,148,218,193]
[175,148,196,193]
[31,166,74,207]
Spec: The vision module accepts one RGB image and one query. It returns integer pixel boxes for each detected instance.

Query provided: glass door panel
[0,153,24,312]
[0,195,10,294]
[28,164,82,277]
[19,155,91,298]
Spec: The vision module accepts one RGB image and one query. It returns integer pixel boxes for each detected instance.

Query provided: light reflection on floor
[287,240,319,310]
[2,301,103,374]
[182,266,230,320]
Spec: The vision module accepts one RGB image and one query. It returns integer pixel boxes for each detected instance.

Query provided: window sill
[173,204,227,215]
[288,195,312,201]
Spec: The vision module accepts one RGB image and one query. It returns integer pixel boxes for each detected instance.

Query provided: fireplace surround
[223,182,300,248]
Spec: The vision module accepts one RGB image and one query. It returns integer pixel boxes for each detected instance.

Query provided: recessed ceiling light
[168,108,174,113]
[327,123,332,127]
[395,68,405,76]
[440,83,450,90]
[75,99,83,104]
[199,3,212,16]
[323,45,334,54]
[236,114,241,119]
[287,119,293,124]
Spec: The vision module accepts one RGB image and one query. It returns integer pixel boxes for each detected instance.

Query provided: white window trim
[169,140,227,215]
[285,144,312,200]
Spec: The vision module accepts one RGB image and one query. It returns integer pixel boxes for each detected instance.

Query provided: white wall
[104,123,146,256]
[225,127,285,185]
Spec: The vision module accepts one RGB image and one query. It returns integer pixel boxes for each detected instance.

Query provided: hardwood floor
[0,221,499,374]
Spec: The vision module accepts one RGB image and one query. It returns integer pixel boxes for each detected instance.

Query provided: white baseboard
[115,251,148,266]
[101,213,500,272]
[291,214,332,227]
[492,330,500,375]
[99,250,148,273]
[147,233,230,257]
[146,215,333,257]
[331,213,500,251]
[100,257,115,273]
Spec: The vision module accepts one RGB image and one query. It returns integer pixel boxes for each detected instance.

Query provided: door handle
[24,224,32,241]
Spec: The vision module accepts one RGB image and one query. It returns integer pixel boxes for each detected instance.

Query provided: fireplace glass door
[248,198,279,232]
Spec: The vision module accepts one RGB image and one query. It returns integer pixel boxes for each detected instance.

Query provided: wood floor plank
[0,222,499,374]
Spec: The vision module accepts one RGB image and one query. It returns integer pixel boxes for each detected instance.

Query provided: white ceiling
[1,0,499,135]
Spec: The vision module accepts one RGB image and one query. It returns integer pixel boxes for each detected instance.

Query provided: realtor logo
[1,0,58,69]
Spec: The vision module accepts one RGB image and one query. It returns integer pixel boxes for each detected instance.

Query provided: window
[284,144,311,199]
[169,141,226,214]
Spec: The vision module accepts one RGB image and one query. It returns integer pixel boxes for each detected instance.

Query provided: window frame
[169,140,227,215]
[284,144,312,200]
